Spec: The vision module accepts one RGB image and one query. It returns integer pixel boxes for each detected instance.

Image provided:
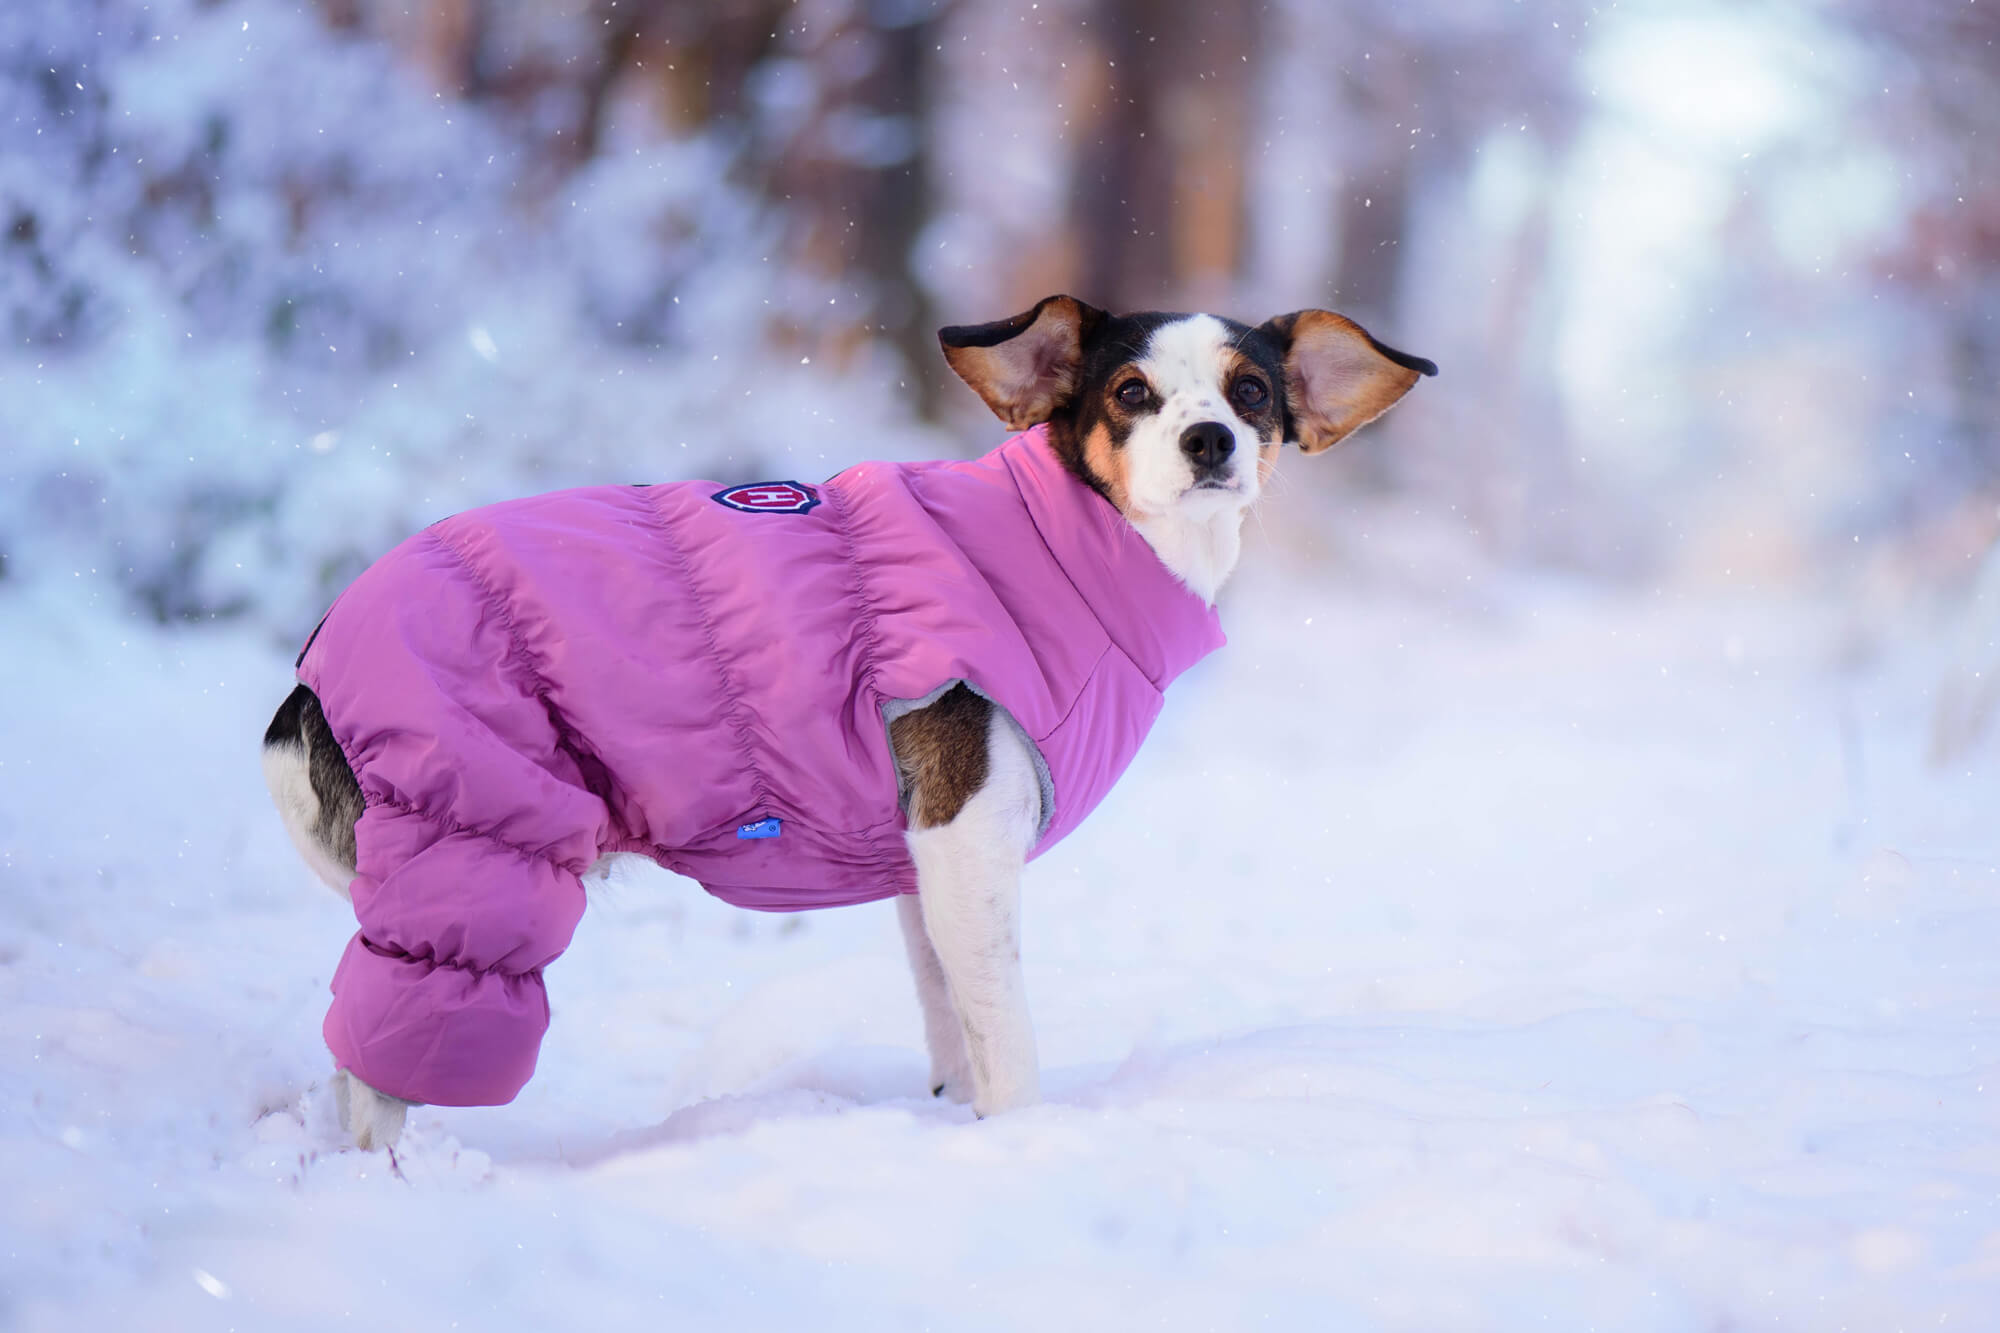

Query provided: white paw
[929,1041,975,1105]
[333,1067,411,1151]
[971,1065,1041,1119]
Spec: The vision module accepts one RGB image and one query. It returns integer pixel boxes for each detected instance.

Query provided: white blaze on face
[1123,314,1263,517]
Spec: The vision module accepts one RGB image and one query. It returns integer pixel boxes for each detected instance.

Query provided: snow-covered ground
[3,538,1995,1331]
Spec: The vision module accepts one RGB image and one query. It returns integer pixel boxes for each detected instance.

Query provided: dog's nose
[1180,421,1236,472]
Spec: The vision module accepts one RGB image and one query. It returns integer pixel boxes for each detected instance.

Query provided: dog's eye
[1232,376,1269,410]
[1115,378,1149,408]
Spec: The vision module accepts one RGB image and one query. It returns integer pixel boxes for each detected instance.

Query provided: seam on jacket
[637,487,781,820]
[360,932,548,982]
[992,442,1183,691]
[426,525,559,708]
[1018,643,1133,853]
[362,790,591,874]
[426,523,624,830]
[976,445,1105,654]
[826,475,955,844]
[907,448,1146,693]
[297,667,588,875]
[820,478,888,733]
[1033,641,1118,746]
[893,456,1108,838]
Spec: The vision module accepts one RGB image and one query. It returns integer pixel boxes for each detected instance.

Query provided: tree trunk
[854,7,944,417]
[1073,0,1177,309]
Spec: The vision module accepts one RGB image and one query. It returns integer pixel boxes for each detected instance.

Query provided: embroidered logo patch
[711,481,820,515]
[737,817,783,840]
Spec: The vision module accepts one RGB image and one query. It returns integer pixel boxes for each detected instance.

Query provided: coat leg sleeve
[301,525,611,1108]
[324,805,589,1107]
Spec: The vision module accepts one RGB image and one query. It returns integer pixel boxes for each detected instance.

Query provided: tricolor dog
[262,296,1435,1149]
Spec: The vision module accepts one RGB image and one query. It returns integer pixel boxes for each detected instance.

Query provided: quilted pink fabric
[298,426,1225,1105]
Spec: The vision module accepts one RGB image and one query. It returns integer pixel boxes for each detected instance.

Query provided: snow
[5,545,1995,1330]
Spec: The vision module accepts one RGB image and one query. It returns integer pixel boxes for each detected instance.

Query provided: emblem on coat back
[711,481,820,514]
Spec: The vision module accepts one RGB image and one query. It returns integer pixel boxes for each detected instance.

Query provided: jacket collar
[993,426,1227,688]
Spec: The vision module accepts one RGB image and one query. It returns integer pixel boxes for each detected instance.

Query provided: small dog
[262,296,1433,1149]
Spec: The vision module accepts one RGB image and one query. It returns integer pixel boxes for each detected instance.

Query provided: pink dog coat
[298,426,1225,1105]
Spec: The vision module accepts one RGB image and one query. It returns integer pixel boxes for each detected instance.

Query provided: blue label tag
[736,817,782,840]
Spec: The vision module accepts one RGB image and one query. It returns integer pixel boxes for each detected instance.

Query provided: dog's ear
[938,295,1107,430]
[1257,310,1437,455]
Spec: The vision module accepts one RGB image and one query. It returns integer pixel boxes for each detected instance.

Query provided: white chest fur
[1132,503,1246,606]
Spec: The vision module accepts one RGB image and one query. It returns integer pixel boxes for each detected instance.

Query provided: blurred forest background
[2,0,1995,641]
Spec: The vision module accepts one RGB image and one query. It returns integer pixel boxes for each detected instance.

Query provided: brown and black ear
[938,295,1107,430]
[1257,310,1437,455]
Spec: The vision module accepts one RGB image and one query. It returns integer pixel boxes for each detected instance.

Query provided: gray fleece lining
[881,680,1056,842]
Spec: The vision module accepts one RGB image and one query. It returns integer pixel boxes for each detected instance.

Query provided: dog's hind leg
[894,688,1044,1117]
[333,1068,410,1151]
[265,686,414,1150]
[261,684,363,897]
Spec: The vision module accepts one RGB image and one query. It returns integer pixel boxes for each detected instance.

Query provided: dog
[262,295,1434,1149]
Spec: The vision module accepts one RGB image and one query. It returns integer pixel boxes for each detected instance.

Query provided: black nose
[1180,421,1236,473]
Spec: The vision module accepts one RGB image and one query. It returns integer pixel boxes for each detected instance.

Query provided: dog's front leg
[903,708,1044,1117]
